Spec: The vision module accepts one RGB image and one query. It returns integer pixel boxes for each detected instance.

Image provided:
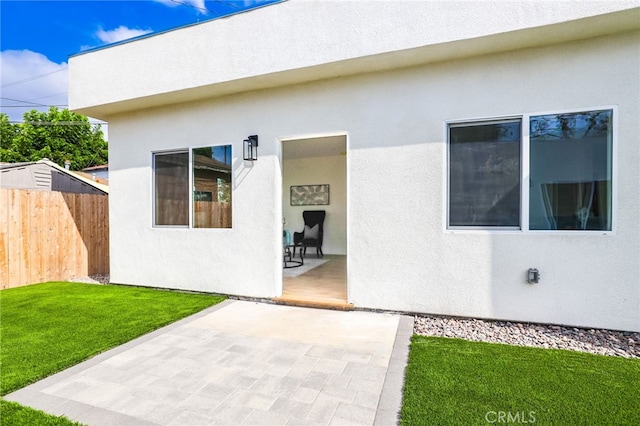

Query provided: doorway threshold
[272,295,354,311]
[278,255,350,311]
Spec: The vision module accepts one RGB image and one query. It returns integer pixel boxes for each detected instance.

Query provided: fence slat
[6,190,22,287]
[0,190,10,288]
[0,189,109,288]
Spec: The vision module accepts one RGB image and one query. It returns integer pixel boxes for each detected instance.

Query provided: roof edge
[40,159,109,194]
[68,0,287,60]
[72,8,640,121]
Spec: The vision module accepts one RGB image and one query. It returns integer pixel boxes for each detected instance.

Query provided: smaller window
[193,145,232,228]
[448,120,521,228]
[153,151,189,227]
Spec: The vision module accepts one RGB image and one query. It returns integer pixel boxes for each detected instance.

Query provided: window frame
[445,106,617,235]
[152,149,189,228]
[152,144,234,230]
[447,117,523,231]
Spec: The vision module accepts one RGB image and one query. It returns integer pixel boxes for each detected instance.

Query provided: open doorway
[277,134,350,309]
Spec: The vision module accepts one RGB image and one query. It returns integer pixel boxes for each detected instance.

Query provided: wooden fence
[194,201,232,228]
[0,189,109,289]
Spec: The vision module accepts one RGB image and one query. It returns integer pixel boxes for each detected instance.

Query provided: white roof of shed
[0,160,109,194]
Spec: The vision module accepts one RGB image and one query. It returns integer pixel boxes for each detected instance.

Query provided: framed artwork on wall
[290,184,330,206]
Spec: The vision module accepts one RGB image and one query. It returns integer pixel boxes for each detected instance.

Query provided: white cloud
[0,50,68,121]
[153,0,269,16]
[0,50,107,138]
[154,0,207,14]
[95,26,153,44]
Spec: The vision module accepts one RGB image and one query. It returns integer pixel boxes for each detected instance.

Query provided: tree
[0,113,20,162]
[0,107,108,170]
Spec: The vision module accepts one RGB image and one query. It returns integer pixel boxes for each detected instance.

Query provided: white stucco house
[69,0,640,332]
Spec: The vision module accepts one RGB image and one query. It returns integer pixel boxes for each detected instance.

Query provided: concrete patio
[5,300,413,425]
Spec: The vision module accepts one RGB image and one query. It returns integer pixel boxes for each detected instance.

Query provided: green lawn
[0,282,225,396]
[0,399,82,426]
[401,335,640,425]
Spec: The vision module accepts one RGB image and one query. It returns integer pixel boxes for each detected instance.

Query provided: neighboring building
[69,1,640,331]
[81,164,109,181]
[0,159,108,195]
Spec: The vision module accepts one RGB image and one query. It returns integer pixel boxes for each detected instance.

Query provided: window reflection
[529,110,612,231]
[193,145,232,228]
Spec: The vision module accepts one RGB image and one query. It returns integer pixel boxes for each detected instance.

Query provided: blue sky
[1,0,281,123]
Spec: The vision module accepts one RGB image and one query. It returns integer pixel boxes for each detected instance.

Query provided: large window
[447,108,613,232]
[529,110,612,231]
[153,145,232,228]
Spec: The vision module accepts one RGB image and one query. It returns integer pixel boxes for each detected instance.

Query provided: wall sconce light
[527,268,540,284]
[243,135,258,161]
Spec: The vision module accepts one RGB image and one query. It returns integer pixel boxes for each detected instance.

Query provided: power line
[8,120,108,126]
[169,0,239,14]
[0,96,57,107]
[170,0,212,13]
[0,105,68,108]
[209,0,241,10]
[1,67,67,89]
[0,97,69,111]
[28,92,68,102]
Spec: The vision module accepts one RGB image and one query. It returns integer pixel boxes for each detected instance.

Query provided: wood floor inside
[274,255,352,310]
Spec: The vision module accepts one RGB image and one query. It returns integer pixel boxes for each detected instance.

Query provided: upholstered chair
[293,210,326,258]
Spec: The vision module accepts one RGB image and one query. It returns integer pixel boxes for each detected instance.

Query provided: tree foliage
[0,108,108,170]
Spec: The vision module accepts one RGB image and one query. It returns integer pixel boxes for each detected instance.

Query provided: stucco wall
[283,154,347,255]
[107,30,639,331]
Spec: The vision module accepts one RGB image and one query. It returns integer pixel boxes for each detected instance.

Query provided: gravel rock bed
[414,315,639,359]
[56,276,640,359]
[68,274,110,284]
